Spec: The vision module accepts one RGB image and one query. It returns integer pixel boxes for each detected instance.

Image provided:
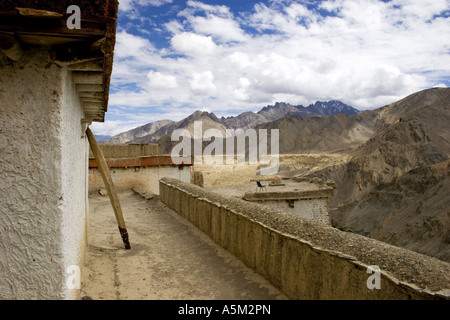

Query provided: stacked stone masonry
[159,177,450,300]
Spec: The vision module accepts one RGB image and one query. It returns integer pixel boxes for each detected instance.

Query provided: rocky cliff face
[256,112,377,154]
[221,112,267,130]
[331,161,450,262]
[256,100,359,120]
[133,111,228,154]
[303,100,360,116]
[104,119,173,144]
[295,88,450,262]
[257,102,317,120]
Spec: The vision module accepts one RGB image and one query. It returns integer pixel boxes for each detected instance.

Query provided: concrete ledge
[132,184,154,200]
[159,177,450,300]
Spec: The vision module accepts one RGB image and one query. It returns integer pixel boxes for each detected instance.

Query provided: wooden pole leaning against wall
[86,127,131,250]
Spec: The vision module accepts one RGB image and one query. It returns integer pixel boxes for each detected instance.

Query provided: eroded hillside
[288,88,450,262]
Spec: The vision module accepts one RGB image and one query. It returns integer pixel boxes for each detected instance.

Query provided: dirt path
[80,190,288,300]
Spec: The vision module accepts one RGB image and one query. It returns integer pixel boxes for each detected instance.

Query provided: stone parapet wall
[252,198,331,225]
[159,177,450,300]
[89,143,159,159]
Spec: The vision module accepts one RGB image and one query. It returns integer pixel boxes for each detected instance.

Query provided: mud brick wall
[159,177,450,300]
[89,143,159,159]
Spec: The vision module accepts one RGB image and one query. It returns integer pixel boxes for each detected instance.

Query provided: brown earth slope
[331,161,450,262]
[302,88,450,262]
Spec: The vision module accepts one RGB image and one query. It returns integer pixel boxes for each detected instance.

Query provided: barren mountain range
[105,119,173,144]
[104,100,359,144]
[273,88,450,262]
[105,88,450,262]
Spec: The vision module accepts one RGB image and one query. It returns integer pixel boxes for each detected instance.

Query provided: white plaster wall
[89,167,148,193]
[0,49,88,299]
[60,69,89,300]
[254,198,331,225]
[89,166,191,195]
[146,166,190,195]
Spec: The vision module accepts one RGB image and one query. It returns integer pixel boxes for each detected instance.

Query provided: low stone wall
[251,198,330,225]
[159,177,450,300]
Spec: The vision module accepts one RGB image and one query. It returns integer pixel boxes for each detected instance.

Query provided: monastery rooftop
[205,177,335,201]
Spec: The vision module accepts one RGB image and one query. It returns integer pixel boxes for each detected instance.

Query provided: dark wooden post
[86,127,130,249]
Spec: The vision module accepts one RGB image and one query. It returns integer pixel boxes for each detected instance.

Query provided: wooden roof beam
[68,59,103,71]
[78,92,104,99]
[72,71,103,84]
[80,98,103,103]
[76,84,104,92]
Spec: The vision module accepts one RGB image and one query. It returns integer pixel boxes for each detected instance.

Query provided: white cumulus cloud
[171,32,218,57]
[190,71,217,96]
[93,0,450,136]
[147,70,178,89]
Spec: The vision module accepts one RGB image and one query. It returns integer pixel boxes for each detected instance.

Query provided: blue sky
[91,0,450,136]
